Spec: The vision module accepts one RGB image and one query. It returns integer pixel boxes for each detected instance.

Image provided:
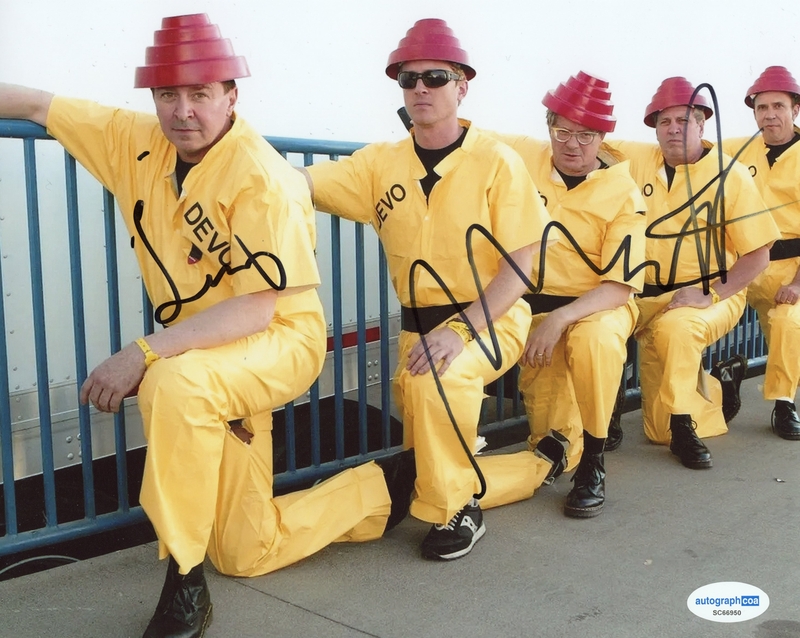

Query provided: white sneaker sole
[424,522,487,561]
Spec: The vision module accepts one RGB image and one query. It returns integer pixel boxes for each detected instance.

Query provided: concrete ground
[1,375,799,638]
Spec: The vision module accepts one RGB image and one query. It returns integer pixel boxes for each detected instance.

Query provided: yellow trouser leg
[635,291,745,444]
[748,259,800,401]
[566,302,637,439]
[138,313,388,576]
[518,313,583,472]
[207,415,390,577]
[396,301,552,523]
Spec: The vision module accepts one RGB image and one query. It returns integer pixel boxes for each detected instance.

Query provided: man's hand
[663,287,714,312]
[405,326,465,376]
[775,283,800,305]
[522,311,567,367]
[79,343,147,413]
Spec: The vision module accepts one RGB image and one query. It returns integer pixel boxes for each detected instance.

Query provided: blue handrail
[0,118,768,561]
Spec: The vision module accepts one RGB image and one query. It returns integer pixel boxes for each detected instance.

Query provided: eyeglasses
[550,127,600,145]
[397,69,462,89]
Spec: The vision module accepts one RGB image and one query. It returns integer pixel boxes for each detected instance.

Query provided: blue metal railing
[0,119,768,559]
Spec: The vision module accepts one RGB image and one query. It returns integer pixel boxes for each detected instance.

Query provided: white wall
[3,0,799,143]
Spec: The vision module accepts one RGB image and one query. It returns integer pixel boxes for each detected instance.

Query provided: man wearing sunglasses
[608,77,779,470]
[302,18,569,561]
[723,67,800,442]
[488,72,646,518]
[0,13,406,638]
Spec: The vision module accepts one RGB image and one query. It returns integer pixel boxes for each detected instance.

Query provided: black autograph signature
[132,200,286,326]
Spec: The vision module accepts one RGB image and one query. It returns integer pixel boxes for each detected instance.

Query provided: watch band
[446,319,475,344]
[135,337,160,368]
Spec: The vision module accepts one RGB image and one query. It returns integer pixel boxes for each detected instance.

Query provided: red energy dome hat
[542,71,616,133]
[385,18,475,80]
[745,66,800,107]
[643,77,713,127]
[134,14,250,89]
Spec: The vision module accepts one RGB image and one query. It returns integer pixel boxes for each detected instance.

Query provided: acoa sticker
[687,581,769,622]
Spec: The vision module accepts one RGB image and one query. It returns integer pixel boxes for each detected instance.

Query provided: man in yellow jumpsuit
[490,72,646,517]
[302,19,568,561]
[0,14,410,638]
[611,77,780,469]
[723,66,800,440]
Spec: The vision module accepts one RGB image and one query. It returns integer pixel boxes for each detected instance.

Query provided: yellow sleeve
[306,146,380,225]
[602,204,647,292]
[45,95,159,196]
[487,148,554,252]
[228,168,321,297]
[723,162,781,255]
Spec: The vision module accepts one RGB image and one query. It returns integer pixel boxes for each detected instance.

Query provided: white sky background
[2,0,799,144]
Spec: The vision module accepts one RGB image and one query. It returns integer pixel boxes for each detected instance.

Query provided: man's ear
[226,86,239,116]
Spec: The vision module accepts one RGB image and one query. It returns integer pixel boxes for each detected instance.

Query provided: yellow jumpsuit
[308,121,557,522]
[723,131,800,402]
[46,97,391,577]
[492,136,646,470]
[612,140,780,443]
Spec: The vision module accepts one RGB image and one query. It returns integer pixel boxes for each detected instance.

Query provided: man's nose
[413,78,429,93]
[174,95,193,119]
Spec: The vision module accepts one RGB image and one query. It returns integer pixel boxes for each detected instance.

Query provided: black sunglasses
[397,69,462,89]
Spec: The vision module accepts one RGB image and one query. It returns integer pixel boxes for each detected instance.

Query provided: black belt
[400,303,470,334]
[640,281,696,298]
[522,293,578,314]
[770,238,800,261]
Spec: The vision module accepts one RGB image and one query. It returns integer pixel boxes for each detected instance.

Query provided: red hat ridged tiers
[386,18,475,80]
[643,77,713,127]
[745,66,800,107]
[134,14,250,89]
[542,71,616,133]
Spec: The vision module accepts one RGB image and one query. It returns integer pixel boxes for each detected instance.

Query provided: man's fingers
[79,378,92,405]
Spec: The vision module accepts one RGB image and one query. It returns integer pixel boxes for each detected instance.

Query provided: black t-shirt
[766,132,800,167]
[554,159,608,191]
[665,146,711,190]
[414,127,468,199]
[175,155,197,193]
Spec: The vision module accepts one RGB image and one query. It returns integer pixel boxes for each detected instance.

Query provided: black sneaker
[710,354,747,423]
[534,430,570,485]
[420,498,485,561]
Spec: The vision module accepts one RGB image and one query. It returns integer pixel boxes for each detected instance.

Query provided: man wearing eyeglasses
[301,18,569,561]
[722,67,800,441]
[609,77,779,470]
[488,72,646,518]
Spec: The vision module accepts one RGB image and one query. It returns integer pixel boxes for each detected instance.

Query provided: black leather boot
[669,414,712,469]
[605,380,626,452]
[143,556,213,638]
[375,449,416,532]
[772,400,800,440]
[710,354,747,423]
[564,432,605,518]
